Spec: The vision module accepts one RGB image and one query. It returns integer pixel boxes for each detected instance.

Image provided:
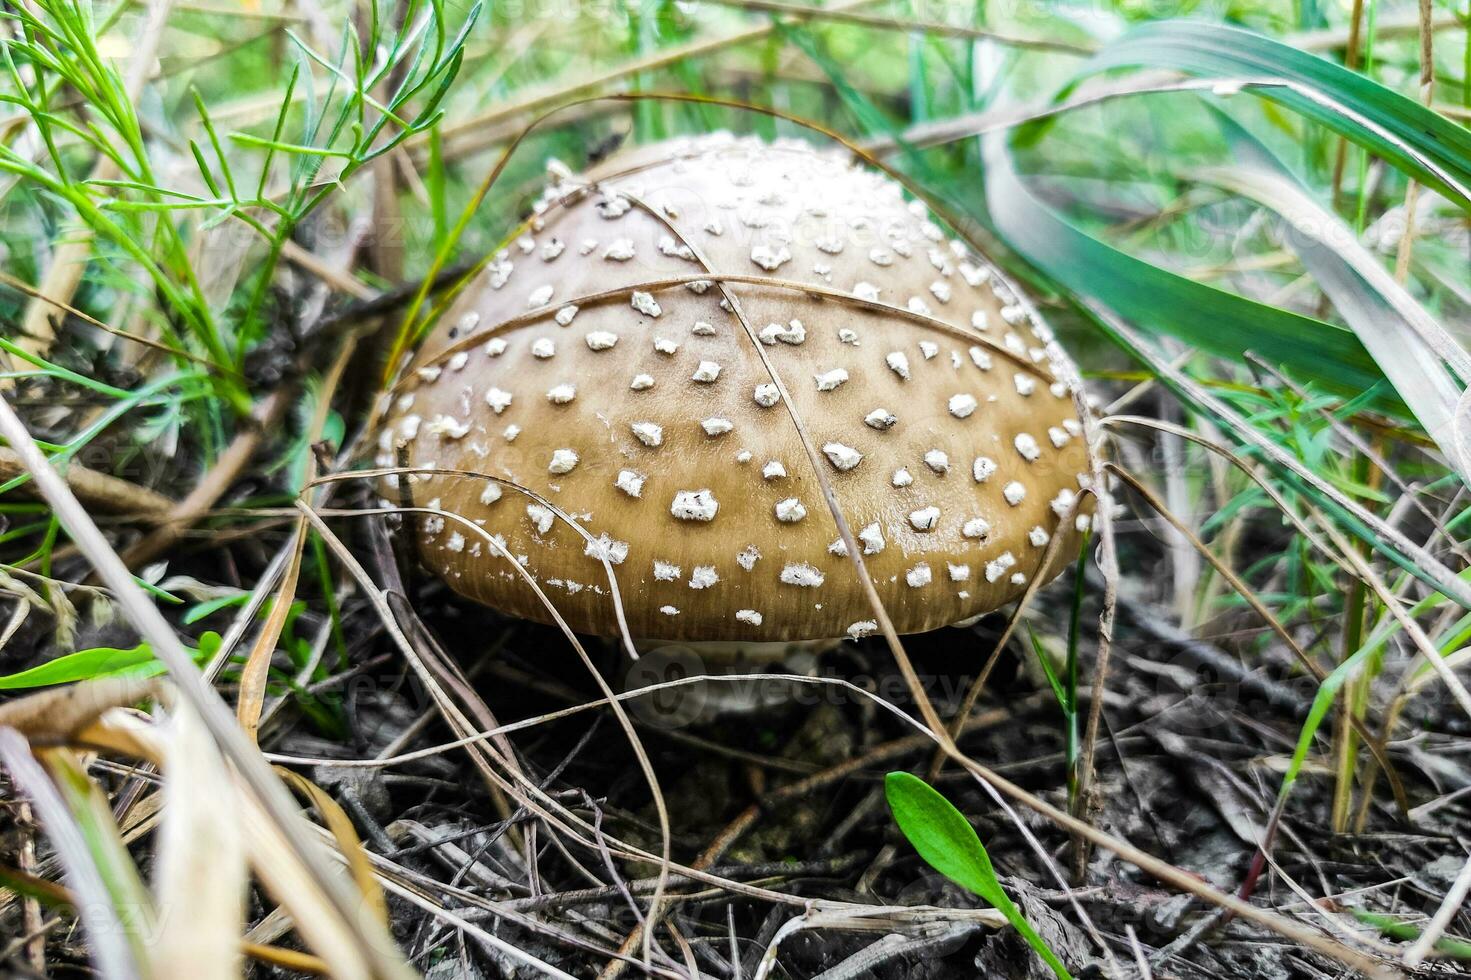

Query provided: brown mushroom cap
[376,133,1094,642]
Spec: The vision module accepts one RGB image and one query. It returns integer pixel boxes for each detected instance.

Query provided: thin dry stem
[1391,0,1438,285]
[701,0,1096,53]
[298,495,674,970]
[924,488,1097,782]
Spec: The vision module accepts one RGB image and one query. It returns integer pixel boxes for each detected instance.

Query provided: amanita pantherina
[377,133,1094,646]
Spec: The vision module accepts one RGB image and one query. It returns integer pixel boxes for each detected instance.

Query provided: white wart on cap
[377,133,1093,641]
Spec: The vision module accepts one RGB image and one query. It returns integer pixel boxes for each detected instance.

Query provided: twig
[314,260,479,335]
[1242,354,1470,568]
[376,871,581,979]
[1293,11,1462,50]
[1098,569,1308,718]
[0,448,174,517]
[596,698,1044,974]
[1330,0,1367,207]
[0,732,141,978]
[281,240,376,300]
[1095,309,1471,610]
[925,489,1096,782]
[807,924,985,980]
[1325,512,1471,733]
[0,269,236,372]
[1107,463,1412,814]
[303,498,679,970]
[16,800,44,973]
[492,860,860,913]
[1071,405,1119,882]
[408,0,887,154]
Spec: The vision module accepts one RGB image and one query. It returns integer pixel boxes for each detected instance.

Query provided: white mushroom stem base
[633,637,842,667]
[624,638,842,721]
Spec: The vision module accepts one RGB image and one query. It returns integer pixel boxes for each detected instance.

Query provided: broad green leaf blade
[1064,21,1471,208]
[785,14,1396,408]
[885,772,1072,979]
[981,132,1390,403]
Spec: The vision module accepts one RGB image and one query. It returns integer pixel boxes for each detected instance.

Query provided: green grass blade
[1190,122,1470,482]
[1026,624,1069,711]
[1352,910,1471,958]
[1059,21,1471,208]
[0,632,220,689]
[1086,306,1471,610]
[981,132,1391,404]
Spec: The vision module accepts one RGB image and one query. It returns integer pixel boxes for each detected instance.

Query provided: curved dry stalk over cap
[377,133,1094,641]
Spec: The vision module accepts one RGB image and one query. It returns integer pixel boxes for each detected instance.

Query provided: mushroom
[377,133,1093,644]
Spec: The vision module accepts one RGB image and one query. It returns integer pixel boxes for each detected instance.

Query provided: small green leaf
[0,644,158,688]
[885,772,1072,979]
[0,632,221,689]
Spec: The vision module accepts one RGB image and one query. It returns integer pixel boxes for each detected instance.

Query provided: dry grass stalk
[0,390,416,978]
[702,0,1097,53]
[145,700,248,980]
[0,449,174,518]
